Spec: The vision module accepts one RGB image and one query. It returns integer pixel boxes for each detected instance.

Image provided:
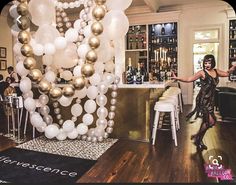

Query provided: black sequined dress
[186,69,219,126]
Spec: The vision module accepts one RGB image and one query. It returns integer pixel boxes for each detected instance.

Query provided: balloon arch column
[10,0,132,142]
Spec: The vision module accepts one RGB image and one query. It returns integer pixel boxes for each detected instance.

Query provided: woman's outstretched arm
[217,64,236,77]
[171,70,204,83]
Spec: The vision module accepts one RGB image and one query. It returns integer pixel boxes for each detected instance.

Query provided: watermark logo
[204,149,233,180]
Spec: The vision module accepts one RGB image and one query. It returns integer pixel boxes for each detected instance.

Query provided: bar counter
[110,80,172,142]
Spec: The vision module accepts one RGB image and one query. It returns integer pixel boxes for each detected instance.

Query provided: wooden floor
[0,105,236,183]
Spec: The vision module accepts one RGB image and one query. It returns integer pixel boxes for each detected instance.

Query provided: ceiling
[128,0,225,13]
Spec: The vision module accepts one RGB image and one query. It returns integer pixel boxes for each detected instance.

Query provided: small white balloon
[82,113,94,125]
[67,128,79,139]
[87,86,98,100]
[44,43,56,55]
[45,124,60,139]
[84,99,97,114]
[54,36,67,50]
[65,28,78,42]
[71,103,83,117]
[89,73,101,86]
[56,128,67,140]
[77,123,88,135]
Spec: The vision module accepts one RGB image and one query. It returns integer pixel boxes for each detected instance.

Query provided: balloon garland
[10,0,131,142]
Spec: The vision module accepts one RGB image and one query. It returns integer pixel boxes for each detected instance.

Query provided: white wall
[126,1,235,104]
[0,15,13,79]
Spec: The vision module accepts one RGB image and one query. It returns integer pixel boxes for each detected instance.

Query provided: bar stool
[168,87,183,113]
[159,95,180,130]
[152,100,178,146]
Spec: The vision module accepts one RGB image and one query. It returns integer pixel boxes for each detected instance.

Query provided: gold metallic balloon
[81,63,95,77]
[23,57,36,70]
[95,0,106,5]
[88,36,100,49]
[18,30,31,44]
[38,79,52,94]
[62,85,75,97]
[92,6,106,21]
[29,69,43,83]
[17,16,30,30]
[49,87,62,101]
[86,50,97,63]
[72,76,86,90]
[21,44,33,57]
[91,22,103,36]
[17,3,29,16]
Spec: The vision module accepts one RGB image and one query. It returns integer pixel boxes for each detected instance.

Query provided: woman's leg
[193,113,216,150]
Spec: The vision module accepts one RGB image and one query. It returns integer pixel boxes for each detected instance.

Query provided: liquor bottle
[230,21,233,29]
[126,58,134,84]
[161,24,165,35]
[136,63,142,84]
[172,23,176,34]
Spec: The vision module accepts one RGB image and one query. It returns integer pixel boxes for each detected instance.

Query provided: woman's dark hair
[202,54,216,69]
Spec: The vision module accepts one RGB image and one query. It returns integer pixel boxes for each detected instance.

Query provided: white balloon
[104,60,115,73]
[82,113,94,125]
[97,82,108,94]
[74,87,87,99]
[45,70,56,83]
[62,120,75,132]
[84,99,97,114]
[61,70,73,81]
[73,66,82,77]
[16,61,29,77]
[9,4,19,18]
[73,19,82,31]
[36,122,47,133]
[103,10,129,40]
[42,55,53,66]
[94,126,105,137]
[35,25,60,45]
[30,112,44,127]
[96,118,108,129]
[58,96,73,107]
[67,128,79,139]
[23,91,33,99]
[45,125,60,139]
[28,0,55,26]
[19,77,32,93]
[11,24,20,37]
[24,97,36,112]
[56,128,67,140]
[106,0,132,10]
[87,86,98,100]
[77,123,88,135]
[77,44,90,59]
[71,103,83,117]
[65,28,78,42]
[96,94,107,106]
[54,37,67,50]
[83,24,92,38]
[33,44,44,56]
[13,42,22,55]
[89,73,101,85]
[103,72,114,85]
[97,107,108,119]
[44,43,56,55]
[94,62,105,74]
[39,94,49,105]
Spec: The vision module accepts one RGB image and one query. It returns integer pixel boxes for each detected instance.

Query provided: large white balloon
[71,103,83,117]
[65,28,78,42]
[103,10,129,40]
[96,94,107,106]
[56,128,67,140]
[28,0,56,26]
[87,86,98,100]
[45,124,60,139]
[34,25,60,45]
[67,128,79,139]
[24,97,36,112]
[74,87,87,99]
[19,77,32,93]
[58,96,73,107]
[54,37,67,50]
[84,99,97,114]
[53,43,78,68]
[89,73,101,86]
[106,0,132,10]
[62,120,75,132]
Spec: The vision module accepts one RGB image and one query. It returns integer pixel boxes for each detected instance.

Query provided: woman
[172,54,236,150]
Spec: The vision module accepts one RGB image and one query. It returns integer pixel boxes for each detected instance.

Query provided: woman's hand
[170,71,178,81]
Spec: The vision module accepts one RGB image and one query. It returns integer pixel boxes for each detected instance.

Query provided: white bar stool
[168,87,183,113]
[152,100,178,146]
[159,95,180,130]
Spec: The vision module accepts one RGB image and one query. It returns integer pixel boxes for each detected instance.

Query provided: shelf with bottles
[126,25,147,50]
[229,19,236,81]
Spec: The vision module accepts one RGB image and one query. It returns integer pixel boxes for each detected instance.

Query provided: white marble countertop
[117,80,173,89]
